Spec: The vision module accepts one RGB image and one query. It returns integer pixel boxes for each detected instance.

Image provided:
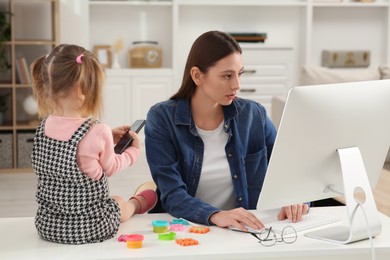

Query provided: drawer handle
[240,88,256,93]
[243,69,257,74]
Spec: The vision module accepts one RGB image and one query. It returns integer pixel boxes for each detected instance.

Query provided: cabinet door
[239,47,294,116]
[102,77,132,128]
[131,77,173,121]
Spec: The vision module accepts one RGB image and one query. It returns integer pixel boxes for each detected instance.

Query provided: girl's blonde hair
[30,44,105,118]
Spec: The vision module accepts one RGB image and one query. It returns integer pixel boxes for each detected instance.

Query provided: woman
[145,31,308,232]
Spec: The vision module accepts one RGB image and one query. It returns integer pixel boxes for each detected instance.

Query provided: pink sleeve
[77,123,140,180]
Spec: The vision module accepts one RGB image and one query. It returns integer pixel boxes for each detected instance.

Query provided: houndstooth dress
[31,118,120,244]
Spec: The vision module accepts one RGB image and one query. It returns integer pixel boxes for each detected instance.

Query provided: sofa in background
[270,65,390,216]
[271,64,390,164]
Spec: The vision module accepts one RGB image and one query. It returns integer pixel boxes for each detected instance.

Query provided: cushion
[379,64,390,163]
[379,64,390,79]
[295,65,390,163]
[300,64,380,86]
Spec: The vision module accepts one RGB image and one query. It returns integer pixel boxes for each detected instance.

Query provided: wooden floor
[335,164,390,217]
[1,155,389,218]
[0,151,153,218]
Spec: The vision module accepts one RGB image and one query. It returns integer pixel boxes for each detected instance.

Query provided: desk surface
[1,207,389,260]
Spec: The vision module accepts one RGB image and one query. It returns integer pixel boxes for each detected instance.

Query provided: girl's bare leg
[112,195,150,222]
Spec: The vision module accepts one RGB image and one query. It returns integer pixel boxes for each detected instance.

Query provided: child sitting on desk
[30,44,157,244]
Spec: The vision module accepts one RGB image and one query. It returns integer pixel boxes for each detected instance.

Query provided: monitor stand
[305,147,382,244]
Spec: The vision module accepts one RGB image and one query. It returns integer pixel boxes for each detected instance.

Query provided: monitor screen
[258,79,390,211]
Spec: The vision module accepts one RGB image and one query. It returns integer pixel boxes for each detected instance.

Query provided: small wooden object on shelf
[93,45,112,69]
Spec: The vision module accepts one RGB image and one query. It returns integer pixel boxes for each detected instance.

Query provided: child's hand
[112,125,130,144]
[128,131,140,150]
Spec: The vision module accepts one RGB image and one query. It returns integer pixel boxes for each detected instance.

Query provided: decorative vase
[23,95,38,116]
[111,53,121,69]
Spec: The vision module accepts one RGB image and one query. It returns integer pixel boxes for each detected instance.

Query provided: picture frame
[93,45,112,68]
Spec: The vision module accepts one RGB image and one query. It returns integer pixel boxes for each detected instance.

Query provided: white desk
[1,207,389,260]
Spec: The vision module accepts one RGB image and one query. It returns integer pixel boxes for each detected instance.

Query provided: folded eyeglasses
[250,226,298,247]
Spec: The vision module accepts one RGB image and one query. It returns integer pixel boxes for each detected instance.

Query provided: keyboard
[229,214,341,235]
[265,214,342,235]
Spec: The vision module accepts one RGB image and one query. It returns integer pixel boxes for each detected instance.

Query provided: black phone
[114,119,146,154]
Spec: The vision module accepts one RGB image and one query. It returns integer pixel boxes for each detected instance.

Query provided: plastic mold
[189,226,210,234]
[176,238,199,246]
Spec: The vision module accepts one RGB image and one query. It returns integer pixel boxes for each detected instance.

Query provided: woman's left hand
[112,125,130,144]
[277,204,309,223]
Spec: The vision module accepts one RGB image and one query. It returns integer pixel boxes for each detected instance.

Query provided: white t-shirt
[195,122,236,210]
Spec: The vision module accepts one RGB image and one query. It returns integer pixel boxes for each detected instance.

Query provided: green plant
[0,10,12,72]
[0,92,10,113]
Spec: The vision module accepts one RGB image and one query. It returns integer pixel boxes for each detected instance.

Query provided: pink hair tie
[76,54,84,64]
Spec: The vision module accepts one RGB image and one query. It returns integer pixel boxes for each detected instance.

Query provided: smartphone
[114,119,146,154]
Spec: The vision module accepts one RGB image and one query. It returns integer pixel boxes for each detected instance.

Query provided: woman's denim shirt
[145,98,277,225]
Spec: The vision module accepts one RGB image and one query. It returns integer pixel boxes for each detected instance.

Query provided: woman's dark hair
[171,30,242,100]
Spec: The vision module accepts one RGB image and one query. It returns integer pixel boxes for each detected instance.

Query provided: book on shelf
[15,59,23,84]
[227,32,267,43]
[15,57,31,85]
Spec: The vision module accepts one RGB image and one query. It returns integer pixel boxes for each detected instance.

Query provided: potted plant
[0,10,12,72]
[0,92,10,125]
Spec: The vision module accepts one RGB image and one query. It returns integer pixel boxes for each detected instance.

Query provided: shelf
[11,40,57,45]
[84,0,390,81]
[14,84,33,88]
[105,68,173,77]
[238,43,294,50]
[89,2,173,69]
[175,0,307,6]
[1,167,34,174]
[0,125,13,130]
[312,0,389,6]
[15,122,38,130]
[10,0,55,3]
[313,3,389,7]
[90,0,172,6]
[0,0,59,173]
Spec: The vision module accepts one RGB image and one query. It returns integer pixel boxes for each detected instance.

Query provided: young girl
[30,44,157,244]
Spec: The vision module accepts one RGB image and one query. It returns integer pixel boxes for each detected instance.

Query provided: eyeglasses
[250,226,297,247]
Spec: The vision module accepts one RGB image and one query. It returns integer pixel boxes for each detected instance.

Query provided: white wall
[59,0,89,48]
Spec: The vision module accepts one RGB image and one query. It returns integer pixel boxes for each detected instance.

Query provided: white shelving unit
[60,0,390,123]
[89,0,173,69]
[101,69,173,128]
[82,0,390,79]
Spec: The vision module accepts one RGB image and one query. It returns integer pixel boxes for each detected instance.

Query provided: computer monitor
[257,79,390,244]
